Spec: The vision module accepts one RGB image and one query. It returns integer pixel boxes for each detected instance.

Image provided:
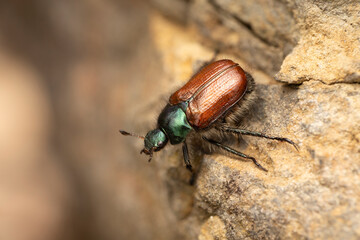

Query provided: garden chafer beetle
[120,59,297,172]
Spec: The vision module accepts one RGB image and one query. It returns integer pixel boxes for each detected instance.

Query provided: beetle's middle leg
[218,126,299,151]
[202,136,268,172]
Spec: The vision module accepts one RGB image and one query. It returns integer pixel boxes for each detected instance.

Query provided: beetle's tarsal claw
[249,156,268,172]
[284,138,299,151]
[257,163,268,172]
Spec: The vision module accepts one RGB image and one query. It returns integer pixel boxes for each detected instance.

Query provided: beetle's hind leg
[218,126,299,151]
[202,136,268,172]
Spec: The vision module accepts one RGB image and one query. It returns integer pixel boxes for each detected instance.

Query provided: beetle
[120,59,297,172]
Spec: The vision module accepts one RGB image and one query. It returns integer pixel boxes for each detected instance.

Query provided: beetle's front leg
[182,141,192,172]
[183,141,197,185]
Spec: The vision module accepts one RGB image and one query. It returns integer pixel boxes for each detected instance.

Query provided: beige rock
[276,1,360,84]
[193,81,360,239]
[146,1,360,239]
[153,0,360,84]
[199,216,227,240]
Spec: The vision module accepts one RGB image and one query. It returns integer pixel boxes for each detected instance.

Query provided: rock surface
[144,1,360,239]
[152,0,360,84]
[276,1,360,84]
[193,82,360,239]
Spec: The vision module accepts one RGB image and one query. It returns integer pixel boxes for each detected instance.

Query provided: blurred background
[0,1,180,239]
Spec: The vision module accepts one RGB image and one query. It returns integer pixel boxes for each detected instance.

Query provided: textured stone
[276,1,360,84]
[152,0,360,84]
[192,82,360,239]
[144,1,360,239]
[199,216,227,240]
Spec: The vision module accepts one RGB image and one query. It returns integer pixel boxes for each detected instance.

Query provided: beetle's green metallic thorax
[158,102,192,145]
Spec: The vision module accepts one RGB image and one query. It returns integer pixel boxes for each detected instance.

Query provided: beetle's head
[119,129,168,162]
[141,129,168,161]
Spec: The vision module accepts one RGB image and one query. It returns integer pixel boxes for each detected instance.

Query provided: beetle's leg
[182,141,192,172]
[183,141,197,185]
[219,127,299,151]
[202,136,268,172]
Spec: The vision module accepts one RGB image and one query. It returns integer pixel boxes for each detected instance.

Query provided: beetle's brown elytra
[120,59,298,174]
[170,60,247,129]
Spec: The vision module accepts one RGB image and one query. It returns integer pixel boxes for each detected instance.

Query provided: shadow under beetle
[120,59,298,172]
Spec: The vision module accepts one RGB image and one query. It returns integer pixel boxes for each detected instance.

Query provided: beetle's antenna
[119,130,145,139]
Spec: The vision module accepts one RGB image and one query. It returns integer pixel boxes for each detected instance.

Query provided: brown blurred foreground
[0,1,171,240]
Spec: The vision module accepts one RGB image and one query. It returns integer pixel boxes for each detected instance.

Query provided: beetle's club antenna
[119,130,145,139]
